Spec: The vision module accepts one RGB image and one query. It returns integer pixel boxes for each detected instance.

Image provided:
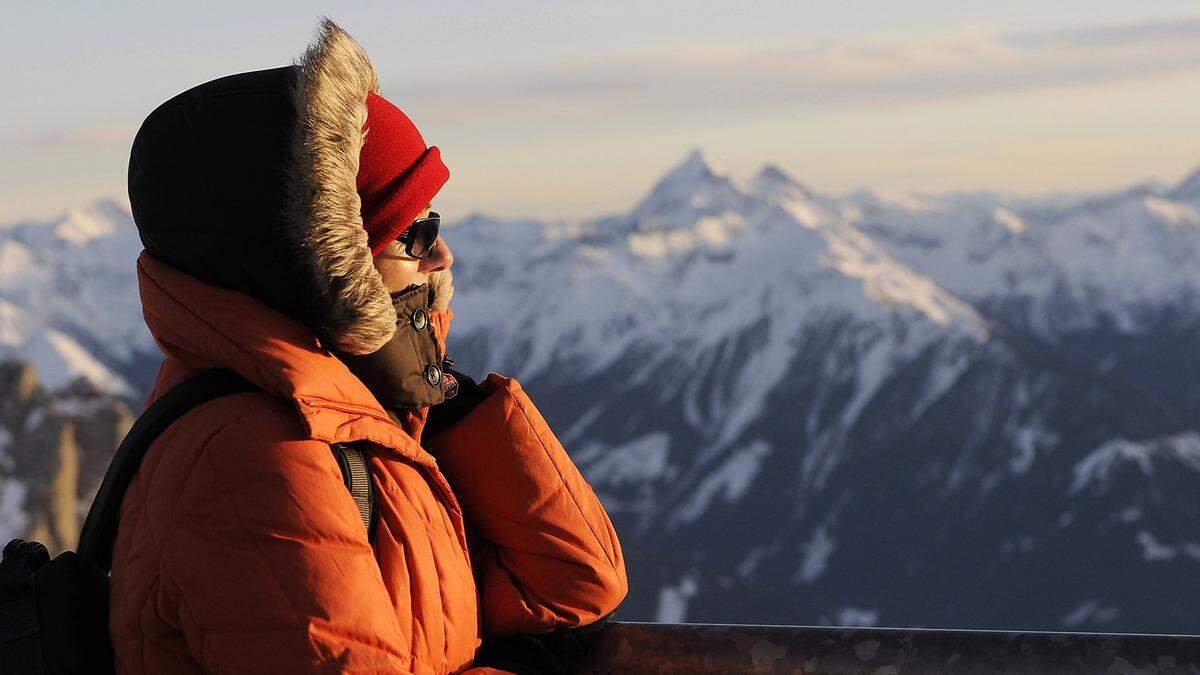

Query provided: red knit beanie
[356,92,450,255]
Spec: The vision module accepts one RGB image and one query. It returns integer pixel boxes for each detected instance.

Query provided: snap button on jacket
[108,254,627,673]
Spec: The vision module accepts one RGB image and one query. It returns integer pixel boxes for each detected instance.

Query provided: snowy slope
[0,200,154,395]
[449,152,991,505]
[848,181,1200,336]
[451,150,986,377]
[1172,165,1200,204]
[444,150,1200,632]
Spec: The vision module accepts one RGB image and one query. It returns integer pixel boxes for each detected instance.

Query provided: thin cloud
[14,123,138,150]
[1008,15,1200,48]
[393,15,1200,126]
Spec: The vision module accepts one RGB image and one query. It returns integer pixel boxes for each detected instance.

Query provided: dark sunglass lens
[407,214,440,259]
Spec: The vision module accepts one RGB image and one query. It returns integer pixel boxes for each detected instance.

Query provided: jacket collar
[137,251,440,468]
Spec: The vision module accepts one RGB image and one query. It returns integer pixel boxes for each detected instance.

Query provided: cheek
[373,245,424,292]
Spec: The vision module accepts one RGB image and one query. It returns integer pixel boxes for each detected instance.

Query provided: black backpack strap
[331,444,377,541]
[78,368,379,572]
[77,369,258,572]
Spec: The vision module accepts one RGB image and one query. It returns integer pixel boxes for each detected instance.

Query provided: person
[110,18,627,674]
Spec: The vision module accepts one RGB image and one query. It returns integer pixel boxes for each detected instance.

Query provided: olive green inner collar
[336,282,446,411]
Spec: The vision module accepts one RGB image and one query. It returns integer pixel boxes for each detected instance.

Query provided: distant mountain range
[0,199,156,396]
[2,150,1198,632]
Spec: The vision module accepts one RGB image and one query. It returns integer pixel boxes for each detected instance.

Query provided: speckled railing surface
[579,622,1200,673]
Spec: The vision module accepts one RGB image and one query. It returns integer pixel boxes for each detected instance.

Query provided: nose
[418,236,453,273]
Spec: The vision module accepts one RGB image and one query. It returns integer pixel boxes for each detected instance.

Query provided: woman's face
[372,206,454,293]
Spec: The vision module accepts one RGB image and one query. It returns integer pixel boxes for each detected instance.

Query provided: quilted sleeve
[425,374,628,637]
[158,398,415,673]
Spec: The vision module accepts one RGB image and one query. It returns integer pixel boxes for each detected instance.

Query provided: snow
[1061,600,1120,628]
[850,188,941,213]
[836,336,894,429]
[584,433,671,486]
[1172,165,1200,201]
[3,146,1196,414]
[54,206,119,245]
[631,148,747,227]
[448,151,1005,466]
[835,607,880,627]
[1135,531,1177,562]
[1142,196,1200,226]
[434,151,1200,628]
[443,151,1050,535]
[849,184,1200,339]
[1071,433,1200,494]
[654,573,699,623]
[0,199,154,393]
[0,240,37,288]
[909,351,970,421]
[821,223,987,335]
[16,329,135,396]
[557,403,606,448]
[1132,531,1200,564]
[993,207,1027,234]
[794,526,836,584]
[1007,422,1057,475]
[0,299,33,347]
[736,546,769,579]
[1118,506,1143,523]
[627,213,745,257]
[672,441,769,524]
[0,478,28,545]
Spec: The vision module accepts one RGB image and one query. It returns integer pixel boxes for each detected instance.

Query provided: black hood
[127,19,397,355]
[129,65,315,332]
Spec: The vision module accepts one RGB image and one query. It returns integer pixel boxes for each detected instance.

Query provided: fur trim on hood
[128,18,440,355]
[428,269,454,313]
[286,18,396,354]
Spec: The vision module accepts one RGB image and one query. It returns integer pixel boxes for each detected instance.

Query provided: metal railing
[579,622,1200,673]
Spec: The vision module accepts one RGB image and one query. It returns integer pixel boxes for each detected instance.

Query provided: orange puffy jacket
[108,252,627,673]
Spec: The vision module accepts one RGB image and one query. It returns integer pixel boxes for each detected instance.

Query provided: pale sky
[2,2,1199,223]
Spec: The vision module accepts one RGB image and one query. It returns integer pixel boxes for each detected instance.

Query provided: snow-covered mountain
[444,150,1200,633]
[2,150,1198,632]
[850,181,1200,337]
[0,200,157,396]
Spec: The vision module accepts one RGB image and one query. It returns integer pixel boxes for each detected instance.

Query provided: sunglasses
[395,211,441,260]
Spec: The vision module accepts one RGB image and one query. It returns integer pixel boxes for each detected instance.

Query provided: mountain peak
[52,199,133,247]
[752,163,814,200]
[667,148,728,182]
[756,163,793,183]
[1172,165,1200,201]
[631,149,744,225]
